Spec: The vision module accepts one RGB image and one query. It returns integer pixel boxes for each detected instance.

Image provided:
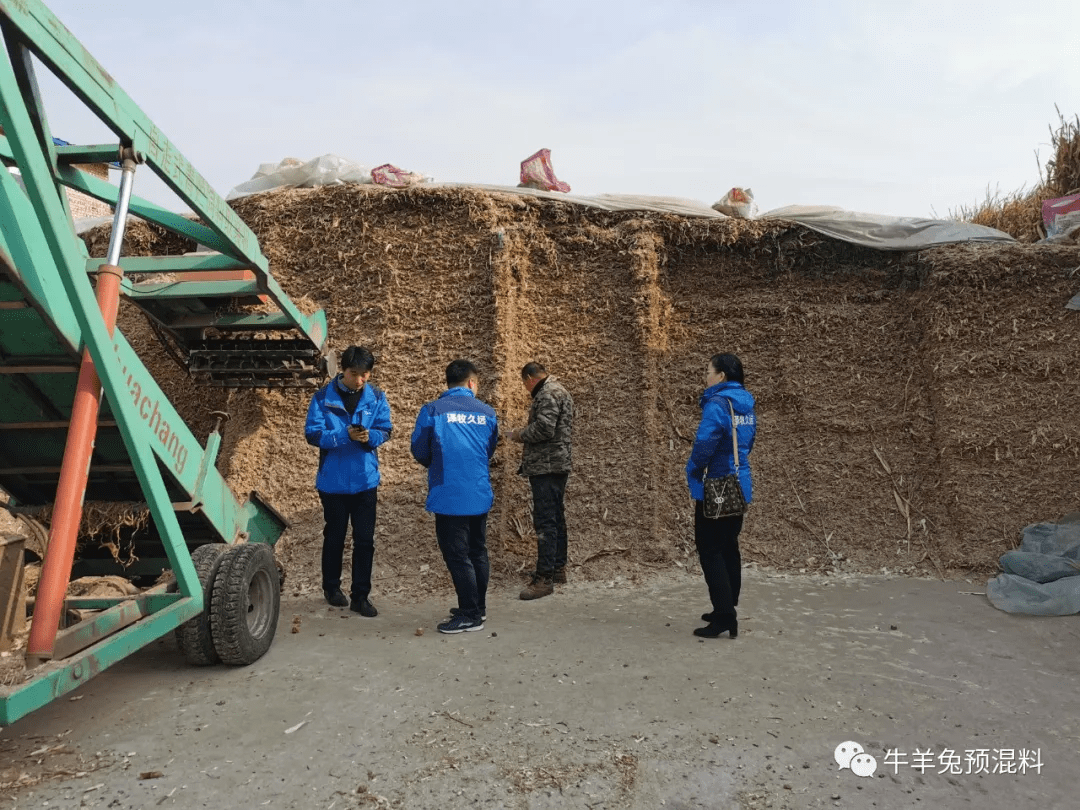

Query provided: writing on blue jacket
[685,380,756,503]
[305,380,393,494]
[410,387,499,516]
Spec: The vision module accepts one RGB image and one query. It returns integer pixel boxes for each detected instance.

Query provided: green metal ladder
[0,0,329,723]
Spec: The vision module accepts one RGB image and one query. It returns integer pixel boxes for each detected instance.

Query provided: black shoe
[437,615,484,634]
[701,611,718,622]
[324,589,348,607]
[693,618,738,639]
[450,606,487,622]
[350,598,378,617]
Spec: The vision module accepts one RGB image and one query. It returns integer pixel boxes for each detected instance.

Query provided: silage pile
[85,185,1080,595]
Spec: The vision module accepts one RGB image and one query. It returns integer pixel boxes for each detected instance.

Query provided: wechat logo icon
[835,740,878,778]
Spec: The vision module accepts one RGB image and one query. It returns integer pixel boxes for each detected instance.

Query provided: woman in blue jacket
[685,353,756,639]
[305,346,393,615]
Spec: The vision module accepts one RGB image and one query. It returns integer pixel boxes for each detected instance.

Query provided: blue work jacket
[305,378,393,494]
[410,387,498,516]
[686,381,756,503]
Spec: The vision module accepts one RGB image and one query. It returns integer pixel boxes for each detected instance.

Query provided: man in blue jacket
[305,346,393,616]
[410,359,498,634]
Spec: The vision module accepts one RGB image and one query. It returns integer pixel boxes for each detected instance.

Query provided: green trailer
[0,0,330,723]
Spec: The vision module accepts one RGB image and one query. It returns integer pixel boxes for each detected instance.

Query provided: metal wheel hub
[245,567,274,637]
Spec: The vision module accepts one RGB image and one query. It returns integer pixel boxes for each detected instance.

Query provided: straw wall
[83,186,1080,591]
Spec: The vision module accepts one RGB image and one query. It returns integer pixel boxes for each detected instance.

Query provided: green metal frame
[0,0,306,724]
[0,1,327,351]
[7,591,192,721]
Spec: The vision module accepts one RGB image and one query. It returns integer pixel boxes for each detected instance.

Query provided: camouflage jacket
[519,376,574,476]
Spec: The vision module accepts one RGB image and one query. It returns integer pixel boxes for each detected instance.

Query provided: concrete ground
[1,569,1077,809]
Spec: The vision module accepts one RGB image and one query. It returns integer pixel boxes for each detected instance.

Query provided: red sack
[1042,193,1080,236]
[519,149,570,193]
[372,163,422,188]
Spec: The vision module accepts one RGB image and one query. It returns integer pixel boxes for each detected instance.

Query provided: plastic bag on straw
[711,187,758,219]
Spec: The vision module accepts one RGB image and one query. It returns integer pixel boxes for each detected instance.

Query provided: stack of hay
[79,183,1080,596]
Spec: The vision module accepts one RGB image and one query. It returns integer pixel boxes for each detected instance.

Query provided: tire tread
[210,543,280,666]
[174,543,228,666]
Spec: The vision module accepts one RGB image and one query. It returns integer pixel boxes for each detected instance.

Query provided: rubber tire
[210,543,280,665]
[174,543,229,666]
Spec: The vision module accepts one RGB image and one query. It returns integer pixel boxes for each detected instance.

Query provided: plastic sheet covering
[73,214,118,234]
[227,155,372,200]
[986,520,1080,615]
[429,185,1014,250]
[437,184,745,218]
[220,161,1016,250]
[759,206,1014,250]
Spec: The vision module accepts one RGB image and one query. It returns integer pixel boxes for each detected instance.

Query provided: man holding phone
[305,346,393,616]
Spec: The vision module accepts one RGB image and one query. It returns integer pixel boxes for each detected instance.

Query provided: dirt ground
[2,568,1076,809]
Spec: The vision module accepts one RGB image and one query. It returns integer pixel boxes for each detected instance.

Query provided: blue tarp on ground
[986,520,1080,615]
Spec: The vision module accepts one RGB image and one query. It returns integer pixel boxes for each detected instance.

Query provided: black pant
[694,501,743,618]
[319,488,377,601]
[435,513,489,621]
[530,473,568,579]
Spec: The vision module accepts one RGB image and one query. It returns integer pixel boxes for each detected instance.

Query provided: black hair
[446,358,479,387]
[520,361,546,379]
[340,346,375,373]
[710,353,745,384]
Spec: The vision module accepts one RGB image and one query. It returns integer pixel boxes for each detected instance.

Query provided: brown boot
[519,577,554,600]
[553,567,567,585]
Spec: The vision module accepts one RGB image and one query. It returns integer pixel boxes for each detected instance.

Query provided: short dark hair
[341,345,375,373]
[521,362,546,379]
[710,353,745,384]
[446,359,479,387]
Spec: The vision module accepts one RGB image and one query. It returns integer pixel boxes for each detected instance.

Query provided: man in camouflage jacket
[508,362,574,599]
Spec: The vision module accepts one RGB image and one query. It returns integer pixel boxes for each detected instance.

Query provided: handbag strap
[727,400,740,474]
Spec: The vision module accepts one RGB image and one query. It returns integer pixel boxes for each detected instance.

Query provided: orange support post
[24,264,125,664]
[25,155,136,665]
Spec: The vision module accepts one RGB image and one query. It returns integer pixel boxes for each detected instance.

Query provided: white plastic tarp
[434,183,726,219]
[227,155,372,200]
[431,184,1015,251]
[759,205,1014,251]
[221,162,1017,250]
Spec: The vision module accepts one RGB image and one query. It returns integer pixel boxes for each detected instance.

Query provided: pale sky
[28,0,1080,218]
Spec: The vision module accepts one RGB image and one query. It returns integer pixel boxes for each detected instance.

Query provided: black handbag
[702,400,748,519]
